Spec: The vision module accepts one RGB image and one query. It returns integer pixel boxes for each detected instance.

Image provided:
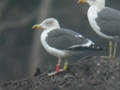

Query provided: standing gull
[78,0,120,58]
[32,18,102,76]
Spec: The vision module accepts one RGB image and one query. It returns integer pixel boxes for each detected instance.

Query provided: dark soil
[0,56,120,90]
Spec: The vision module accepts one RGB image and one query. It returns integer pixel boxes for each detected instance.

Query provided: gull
[32,18,102,76]
[78,0,120,58]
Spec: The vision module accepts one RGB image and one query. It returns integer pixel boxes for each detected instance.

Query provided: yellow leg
[63,60,69,71]
[101,40,113,59]
[109,40,113,58]
[113,42,118,58]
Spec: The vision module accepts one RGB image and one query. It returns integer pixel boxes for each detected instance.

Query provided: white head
[78,0,105,6]
[32,18,60,30]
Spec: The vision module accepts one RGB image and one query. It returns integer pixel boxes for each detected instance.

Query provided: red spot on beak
[80,1,84,3]
[34,26,38,29]
[78,0,86,4]
[32,26,38,29]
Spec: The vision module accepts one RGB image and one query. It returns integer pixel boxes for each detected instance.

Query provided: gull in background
[78,0,120,58]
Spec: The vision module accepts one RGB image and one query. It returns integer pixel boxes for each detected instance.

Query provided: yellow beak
[32,24,41,29]
[78,0,87,4]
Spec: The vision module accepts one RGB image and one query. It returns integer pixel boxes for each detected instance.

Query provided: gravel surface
[0,56,120,90]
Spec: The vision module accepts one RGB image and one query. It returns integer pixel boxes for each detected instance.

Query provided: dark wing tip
[66,44,104,51]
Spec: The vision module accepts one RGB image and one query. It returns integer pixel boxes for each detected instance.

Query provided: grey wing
[96,7,120,37]
[46,28,92,50]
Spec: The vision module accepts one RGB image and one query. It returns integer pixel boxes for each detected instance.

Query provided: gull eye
[46,21,54,25]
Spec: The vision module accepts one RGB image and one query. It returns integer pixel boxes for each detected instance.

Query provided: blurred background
[0,0,119,81]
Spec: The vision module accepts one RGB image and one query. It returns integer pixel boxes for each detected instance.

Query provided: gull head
[32,18,60,30]
[78,0,95,6]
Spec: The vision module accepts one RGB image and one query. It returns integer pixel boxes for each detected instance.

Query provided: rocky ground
[0,56,120,90]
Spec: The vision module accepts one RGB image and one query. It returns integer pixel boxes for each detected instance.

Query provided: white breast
[87,6,115,40]
[88,6,100,31]
[40,29,68,58]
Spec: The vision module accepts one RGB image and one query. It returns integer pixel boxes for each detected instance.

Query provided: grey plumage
[96,7,120,37]
[46,28,95,50]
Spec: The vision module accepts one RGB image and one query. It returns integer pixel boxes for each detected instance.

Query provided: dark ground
[0,56,120,90]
